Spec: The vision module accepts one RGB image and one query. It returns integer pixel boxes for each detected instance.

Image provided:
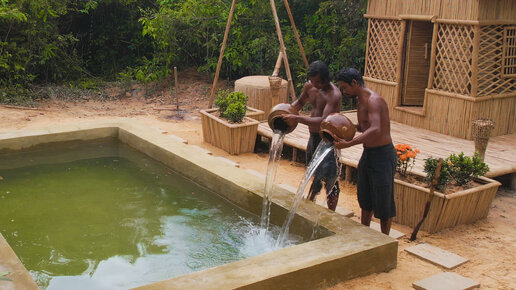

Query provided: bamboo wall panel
[433,24,475,96]
[477,25,516,96]
[364,79,398,109]
[366,79,477,139]
[439,0,478,21]
[365,19,401,82]
[470,97,516,137]
[367,0,477,20]
[478,0,516,21]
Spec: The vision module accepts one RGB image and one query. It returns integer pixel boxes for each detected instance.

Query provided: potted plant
[200,91,260,155]
[212,89,265,121]
[393,145,501,233]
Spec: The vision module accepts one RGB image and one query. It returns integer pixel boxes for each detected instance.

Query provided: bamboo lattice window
[477,25,516,96]
[432,24,474,96]
[365,19,401,82]
[502,26,516,78]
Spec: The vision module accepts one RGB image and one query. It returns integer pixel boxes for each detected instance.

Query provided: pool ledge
[0,119,397,289]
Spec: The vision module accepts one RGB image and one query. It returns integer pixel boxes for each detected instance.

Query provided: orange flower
[399,154,407,161]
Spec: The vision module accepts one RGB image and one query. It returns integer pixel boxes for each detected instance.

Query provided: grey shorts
[306,132,340,198]
[357,143,396,220]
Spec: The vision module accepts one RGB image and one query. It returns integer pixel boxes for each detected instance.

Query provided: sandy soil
[1,70,515,289]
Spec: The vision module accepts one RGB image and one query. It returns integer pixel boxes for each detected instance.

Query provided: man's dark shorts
[306,132,340,198]
[357,143,397,220]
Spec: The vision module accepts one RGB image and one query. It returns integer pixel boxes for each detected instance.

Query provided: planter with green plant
[200,91,260,155]
[393,146,500,233]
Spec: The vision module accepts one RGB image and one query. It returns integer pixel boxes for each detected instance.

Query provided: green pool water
[0,141,303,289]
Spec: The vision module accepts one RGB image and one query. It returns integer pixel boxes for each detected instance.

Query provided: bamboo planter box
[394,174,501,233]
[245,106,265,121]
[200,108,260,155]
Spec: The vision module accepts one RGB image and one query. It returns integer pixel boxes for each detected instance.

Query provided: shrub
[424,158,453,191]
[214,90,248,123]
[224,101,246,123]
[214,89,230,113]
[447,152,489,186]
[424,152,489,191]
[394,144,419,176]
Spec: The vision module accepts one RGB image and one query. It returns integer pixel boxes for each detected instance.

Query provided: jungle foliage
[0,0,367,105]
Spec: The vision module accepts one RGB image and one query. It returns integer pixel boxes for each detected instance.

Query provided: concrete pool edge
[0,119,397,289]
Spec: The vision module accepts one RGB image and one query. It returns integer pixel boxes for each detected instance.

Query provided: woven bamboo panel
[394,177,499,233]
[432,24,475,96]
[477,25,516,96]
[365,19,401,82]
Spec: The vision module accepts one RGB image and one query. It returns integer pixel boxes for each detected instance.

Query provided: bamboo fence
[200,108,259,155]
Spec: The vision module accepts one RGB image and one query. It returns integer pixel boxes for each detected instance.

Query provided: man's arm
[334,98,381,149]
[296,89,341,127]
[290,82,311,111]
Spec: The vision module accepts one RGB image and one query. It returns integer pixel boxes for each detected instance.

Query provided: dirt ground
[1,69,515,289]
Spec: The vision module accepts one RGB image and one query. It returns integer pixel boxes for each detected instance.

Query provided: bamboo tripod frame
[208,0,308,107]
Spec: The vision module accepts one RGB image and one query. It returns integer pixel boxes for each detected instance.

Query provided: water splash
[276,140,333,247]
[260,130,286,230]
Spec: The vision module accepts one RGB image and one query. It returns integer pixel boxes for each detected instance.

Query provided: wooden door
[401,21,433,106]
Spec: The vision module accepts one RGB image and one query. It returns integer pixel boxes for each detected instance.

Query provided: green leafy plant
[214,90,248,123]
[447,152,489,186]
[224,101,246,123]
[213,89,230,113]
[424,157,453,191]
[424,152,489,191]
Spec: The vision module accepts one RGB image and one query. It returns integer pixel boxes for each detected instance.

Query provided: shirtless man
[282,61,342,211]
[333,68,396,235]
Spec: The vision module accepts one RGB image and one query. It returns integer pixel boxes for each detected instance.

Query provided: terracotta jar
[320,113,356,142]
[267,103,299,134]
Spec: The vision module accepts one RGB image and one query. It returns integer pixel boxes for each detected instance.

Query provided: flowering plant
[395,144,420,176]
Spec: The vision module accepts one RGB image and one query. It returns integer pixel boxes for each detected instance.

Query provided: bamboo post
[208,0,237,108]
[427,22,439,89]
[282,0,309,69]
[364,19,372,76]
[410,158,443,241]
[396,20,407,105]
[174,66,179,110]
[471,25,480,98]
[272,51,283,77]
[270,0,297,101]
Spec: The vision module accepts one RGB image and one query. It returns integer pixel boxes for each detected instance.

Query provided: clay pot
[267,103,299,134]
[320,113,356,142]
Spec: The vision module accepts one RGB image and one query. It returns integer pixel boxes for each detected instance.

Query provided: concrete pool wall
[0,120,397,289]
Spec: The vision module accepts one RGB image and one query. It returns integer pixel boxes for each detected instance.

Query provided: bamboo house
[364,0,516,139]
